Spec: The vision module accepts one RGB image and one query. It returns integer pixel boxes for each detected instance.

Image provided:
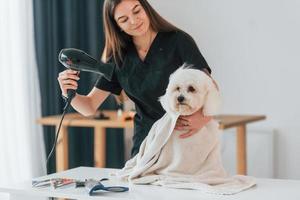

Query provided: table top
[215,114,266,129]
[37,111,266,129]
[37,111,135,128]
[0,167,299,200]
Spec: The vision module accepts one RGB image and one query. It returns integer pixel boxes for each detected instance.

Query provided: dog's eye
[175,87,180,91]
[188,86,196,93]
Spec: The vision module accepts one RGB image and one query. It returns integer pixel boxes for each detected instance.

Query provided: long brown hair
[102,0,179,64]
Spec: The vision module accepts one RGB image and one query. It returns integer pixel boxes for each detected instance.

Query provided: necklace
[134,31,156,61]
[143,32,153,53]
[137,31,154,54]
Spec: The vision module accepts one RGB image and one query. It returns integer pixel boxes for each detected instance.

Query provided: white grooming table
[0,167,299,200]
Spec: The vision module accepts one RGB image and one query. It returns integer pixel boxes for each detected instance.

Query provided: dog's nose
[177,95,185,103]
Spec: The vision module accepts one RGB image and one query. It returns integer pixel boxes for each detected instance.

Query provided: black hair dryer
[46,48,115,168]
[58,48,114,100]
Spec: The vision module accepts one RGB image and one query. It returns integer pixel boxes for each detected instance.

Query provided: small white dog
[154,64,226,178]
[116,65,255,194]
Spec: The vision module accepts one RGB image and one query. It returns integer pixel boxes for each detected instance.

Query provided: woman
[58,0,213,157]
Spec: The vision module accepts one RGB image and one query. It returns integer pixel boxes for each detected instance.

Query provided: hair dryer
[58,48,115,100]
[46,48,116,170]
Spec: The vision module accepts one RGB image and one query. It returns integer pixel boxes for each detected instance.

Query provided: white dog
[116,65,255,194]
[155,65,226,178]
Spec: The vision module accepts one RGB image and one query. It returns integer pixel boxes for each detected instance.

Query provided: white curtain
[0,0,46,194]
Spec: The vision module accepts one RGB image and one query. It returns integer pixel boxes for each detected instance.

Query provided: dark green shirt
[95,30,211,156]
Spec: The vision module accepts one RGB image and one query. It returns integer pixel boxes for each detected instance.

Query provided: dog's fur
[159,64,221,116]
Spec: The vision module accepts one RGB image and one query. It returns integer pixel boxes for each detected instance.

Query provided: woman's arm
[58,69,111,116]
[70,88,110,117]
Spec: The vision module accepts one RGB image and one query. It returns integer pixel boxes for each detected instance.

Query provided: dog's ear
[159,93,170,113]
[203,78,221,116]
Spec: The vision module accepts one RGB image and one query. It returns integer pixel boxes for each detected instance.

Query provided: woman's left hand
[174,109,212,139]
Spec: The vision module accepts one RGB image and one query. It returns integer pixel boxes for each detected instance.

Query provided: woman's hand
[57,69,80,97]
[175,109,212,139]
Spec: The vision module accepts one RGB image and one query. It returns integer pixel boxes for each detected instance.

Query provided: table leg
[94,127,106,168]
[236,124,247,175]
[55,125,69,172]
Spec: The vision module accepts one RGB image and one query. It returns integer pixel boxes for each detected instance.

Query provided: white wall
[149,0,300,179]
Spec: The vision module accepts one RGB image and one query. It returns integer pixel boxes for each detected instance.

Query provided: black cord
[46,99,72,172]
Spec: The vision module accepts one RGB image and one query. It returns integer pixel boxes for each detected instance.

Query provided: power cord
[46,98,72,172]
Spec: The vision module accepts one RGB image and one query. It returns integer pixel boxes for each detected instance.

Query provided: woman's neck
[132,29,157,52]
